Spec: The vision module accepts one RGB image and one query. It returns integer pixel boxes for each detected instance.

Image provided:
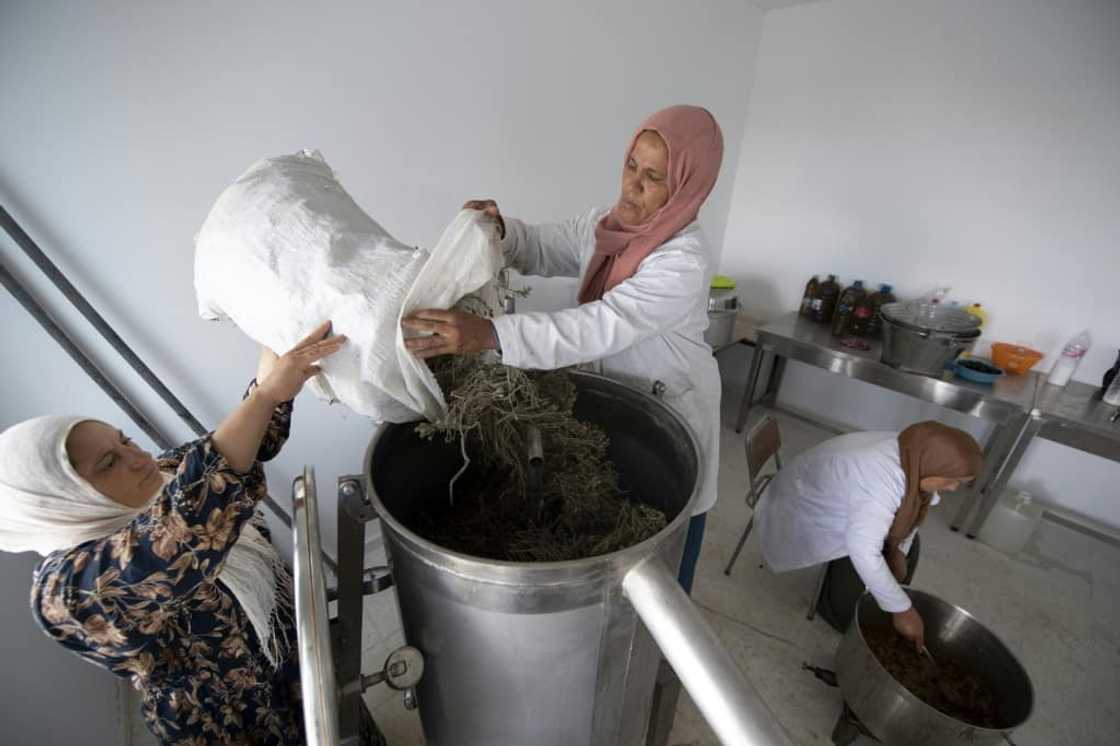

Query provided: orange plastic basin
[991,343,1044,375]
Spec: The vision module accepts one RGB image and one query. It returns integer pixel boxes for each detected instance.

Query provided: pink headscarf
[578,105,724,304]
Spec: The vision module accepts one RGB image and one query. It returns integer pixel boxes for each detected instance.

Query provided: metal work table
[734,312,1120,537]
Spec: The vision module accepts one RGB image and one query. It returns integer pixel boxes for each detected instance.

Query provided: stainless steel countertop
[755,312,1120,462]
[1035,379,1120,461]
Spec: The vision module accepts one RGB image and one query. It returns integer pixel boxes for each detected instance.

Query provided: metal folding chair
[723,416,782,576]
[723,416,829,620]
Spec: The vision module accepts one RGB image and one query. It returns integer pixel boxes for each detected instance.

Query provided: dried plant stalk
[414,359,666,562]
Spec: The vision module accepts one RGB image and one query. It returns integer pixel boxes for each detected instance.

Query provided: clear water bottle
[1047,330,1092,387]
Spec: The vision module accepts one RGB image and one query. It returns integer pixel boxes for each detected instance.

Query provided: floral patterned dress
[30,399,304,745]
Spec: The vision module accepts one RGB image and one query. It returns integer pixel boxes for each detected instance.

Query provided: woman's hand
[256,321,348,406]
[402,310,498,359]
[213,321,346,472]
[893,607,926,652]
[463,199,505,239]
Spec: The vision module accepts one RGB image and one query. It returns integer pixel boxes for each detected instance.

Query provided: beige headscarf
[0,415,292,668]
[890,421,984,547]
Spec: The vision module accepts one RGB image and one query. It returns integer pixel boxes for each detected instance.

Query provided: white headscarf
[0,415,292,668]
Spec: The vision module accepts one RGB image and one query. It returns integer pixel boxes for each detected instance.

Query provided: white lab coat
[755,431,929,613]
[490,208,721,515]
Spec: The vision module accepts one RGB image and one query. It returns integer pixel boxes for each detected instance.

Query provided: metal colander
[880,303,981,334]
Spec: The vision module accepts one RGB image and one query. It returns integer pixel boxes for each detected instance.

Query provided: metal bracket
[361,646,425,692]
[339,475,378,522]
[363,565,395,594]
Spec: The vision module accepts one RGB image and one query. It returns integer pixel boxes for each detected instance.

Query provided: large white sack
[194,149,503,422]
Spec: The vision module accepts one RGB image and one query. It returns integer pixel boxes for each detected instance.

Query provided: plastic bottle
[918,286,952,305]
[978,490,1043,556]
[965,303,988,329]
[810,274,840,323]
[832,280,866,337]
[1047,330,1092,387]
[799,275,819,318]
[849,283,886,337]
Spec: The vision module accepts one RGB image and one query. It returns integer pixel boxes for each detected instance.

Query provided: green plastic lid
[711,274,736,289]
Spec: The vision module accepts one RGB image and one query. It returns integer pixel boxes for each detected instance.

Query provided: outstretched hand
[402,310,498,359]
[256,321,347,405]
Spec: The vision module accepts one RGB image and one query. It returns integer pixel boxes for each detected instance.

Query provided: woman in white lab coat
[755,421,983,649]
[402,105,724,593]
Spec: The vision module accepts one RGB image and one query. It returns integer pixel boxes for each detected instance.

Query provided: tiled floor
[360,387,1120,745]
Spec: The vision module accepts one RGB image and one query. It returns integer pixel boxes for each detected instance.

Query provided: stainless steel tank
[365,371,789,746]
[836,589,1033,745]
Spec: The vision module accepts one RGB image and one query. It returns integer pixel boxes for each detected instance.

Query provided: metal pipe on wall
[0,205,208,436]
[1,259,174,450]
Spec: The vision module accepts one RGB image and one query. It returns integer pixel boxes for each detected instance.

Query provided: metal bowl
[836,589,1034,745]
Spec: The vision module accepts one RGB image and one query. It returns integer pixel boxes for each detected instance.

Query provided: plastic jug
[831,280,866,337]
[799,275,819,318]
[978,490,1043,556]
[810,274,840,323]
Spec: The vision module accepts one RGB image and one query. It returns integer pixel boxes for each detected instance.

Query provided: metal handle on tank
[622,558,793,746]
[292,468,341,745]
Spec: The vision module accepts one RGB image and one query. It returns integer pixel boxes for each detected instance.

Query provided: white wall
[720,0,1120,527]
[0,0,763,556]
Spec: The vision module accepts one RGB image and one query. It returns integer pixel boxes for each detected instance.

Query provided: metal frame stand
[951,409,1044,537]
[735,348,786,434]
[645,659,683,746]
[333,475,420,745]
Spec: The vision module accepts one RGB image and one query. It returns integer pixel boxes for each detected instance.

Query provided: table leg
[763,354,787,406]
[965,413,1043,538]
[734,346,767,433]
[950,418,1018,532]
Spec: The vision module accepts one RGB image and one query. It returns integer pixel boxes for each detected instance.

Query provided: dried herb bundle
[414,359,666,562]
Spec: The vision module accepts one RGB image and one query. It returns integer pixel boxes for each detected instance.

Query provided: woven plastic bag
[194,149,503,422]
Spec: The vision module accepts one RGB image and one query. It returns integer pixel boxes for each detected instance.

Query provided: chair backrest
[745,416,781,480]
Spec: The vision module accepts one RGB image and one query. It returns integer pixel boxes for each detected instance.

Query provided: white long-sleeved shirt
[755,431,927,613]
[490,207,722,514]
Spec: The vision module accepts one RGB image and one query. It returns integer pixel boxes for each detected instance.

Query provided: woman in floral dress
[0,322,347,745]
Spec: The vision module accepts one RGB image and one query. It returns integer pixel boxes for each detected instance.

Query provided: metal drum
[836,589,1033,745]
[880,302,981,375]
[365,372,789,746]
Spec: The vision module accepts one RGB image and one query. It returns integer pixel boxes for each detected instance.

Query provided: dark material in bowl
[959,359,1002,375]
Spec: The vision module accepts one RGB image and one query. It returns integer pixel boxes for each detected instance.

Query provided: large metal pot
[880,303,981,375]
[365,372,790,746]
[836,589,1033,745]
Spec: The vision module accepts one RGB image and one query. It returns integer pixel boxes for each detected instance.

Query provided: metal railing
[292,468,340,745]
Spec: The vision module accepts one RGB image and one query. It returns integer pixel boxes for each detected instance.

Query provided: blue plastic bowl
[954,357,1004,385]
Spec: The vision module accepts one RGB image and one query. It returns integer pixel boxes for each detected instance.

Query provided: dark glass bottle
[832,280,866,336]
[799,275,820,318]
[810,274,840,323]
[1101,350,1120,396]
